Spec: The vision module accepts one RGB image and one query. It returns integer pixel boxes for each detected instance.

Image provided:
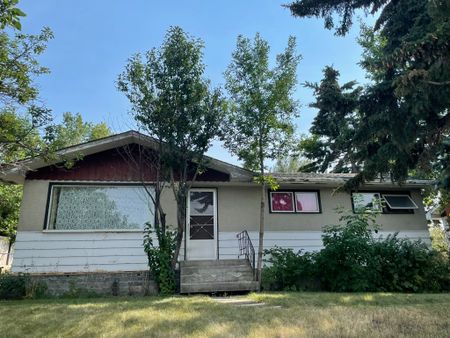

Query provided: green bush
[0,273,48,300]
[262,247,317,291]
[0,273,28,299]
[263,210,450,292]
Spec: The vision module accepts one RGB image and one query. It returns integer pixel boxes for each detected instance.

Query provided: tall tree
[46,112,111,149]
[299,66,362,173]
[0,0,53,173]
[222,33,300,285]
[117,26,225,276]
[287,0,450,189]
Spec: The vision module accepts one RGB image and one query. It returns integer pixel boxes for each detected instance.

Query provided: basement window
[46,184,155,230]
[382,194,418,210]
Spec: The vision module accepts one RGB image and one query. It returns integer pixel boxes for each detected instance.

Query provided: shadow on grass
[1,293,450,337]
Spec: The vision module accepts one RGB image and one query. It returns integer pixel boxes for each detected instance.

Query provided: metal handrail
[236,230,256,280]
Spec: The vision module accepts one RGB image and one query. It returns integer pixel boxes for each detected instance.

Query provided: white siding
[219,230,431,260]
[12,230,431,273]
[12,231,185,273]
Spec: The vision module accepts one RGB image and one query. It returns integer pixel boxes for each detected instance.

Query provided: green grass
[1,293,450,337]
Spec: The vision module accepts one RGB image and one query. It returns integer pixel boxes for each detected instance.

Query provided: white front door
[186,188,217,260]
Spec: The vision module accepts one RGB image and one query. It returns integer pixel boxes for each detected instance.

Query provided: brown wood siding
[26,145,230,182]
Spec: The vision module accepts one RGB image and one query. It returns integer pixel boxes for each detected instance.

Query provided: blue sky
[20,0,373,165]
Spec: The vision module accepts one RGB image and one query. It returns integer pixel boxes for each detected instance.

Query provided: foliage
[287,0,450,190]
[430,225,449,257]
[222,33,300,283]
[45,112,111,149]
[0,184,21,240]
[263,210,450,292]
[143,223,177,295]
[299,66,362,173]
[117,26,225,268]
[271,154,311,173]
[262,247,317,291]
[0,273,27,299]
[0,0,26,30]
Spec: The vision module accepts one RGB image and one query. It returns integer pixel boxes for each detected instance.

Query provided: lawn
[1,292,450,337]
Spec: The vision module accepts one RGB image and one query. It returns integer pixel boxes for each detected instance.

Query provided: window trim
[269,190,322,214]
[44,182,156,232]
[382,194,418,210]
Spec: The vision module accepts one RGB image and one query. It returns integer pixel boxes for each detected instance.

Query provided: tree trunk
[256,160,266,290]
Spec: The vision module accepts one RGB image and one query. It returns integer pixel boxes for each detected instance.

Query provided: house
[0,131,432,294]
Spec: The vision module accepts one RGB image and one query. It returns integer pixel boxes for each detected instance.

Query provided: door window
[189,191,215,240]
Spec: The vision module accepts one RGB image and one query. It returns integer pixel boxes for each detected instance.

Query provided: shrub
[0,273,28,299]
[0,273,48,300]
[143,223,177,295]
[262,209,450,292]
[262,247,317,291]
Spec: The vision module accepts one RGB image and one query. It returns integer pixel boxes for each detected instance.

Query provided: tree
[271,154,311,173]
[46,112,110,149]
[117,26,225,286]
[299,66,362,173]
[222,33,300,286]
[0,0,54,173]
[287,0,450,189]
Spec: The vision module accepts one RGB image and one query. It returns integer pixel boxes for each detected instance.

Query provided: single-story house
[0,131,432,294]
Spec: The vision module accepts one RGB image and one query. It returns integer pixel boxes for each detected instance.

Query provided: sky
[20,0,374,165]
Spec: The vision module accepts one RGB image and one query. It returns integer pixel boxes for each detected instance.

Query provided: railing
[236,230,256,280]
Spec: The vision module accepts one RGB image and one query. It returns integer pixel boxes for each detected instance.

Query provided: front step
[180,259,257,293]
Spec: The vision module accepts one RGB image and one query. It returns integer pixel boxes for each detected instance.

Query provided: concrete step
[180,265,252,276]
[180,281,259,294]
[180,259,248,268]
[181,271,254,284]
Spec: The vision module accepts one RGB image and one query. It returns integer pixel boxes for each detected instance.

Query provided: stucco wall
[19,180,428,233]
[217,185,428,232]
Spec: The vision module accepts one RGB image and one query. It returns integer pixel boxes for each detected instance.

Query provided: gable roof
[1,130,434,189]
[0,130,254,184]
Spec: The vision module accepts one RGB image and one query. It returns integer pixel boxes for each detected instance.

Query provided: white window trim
[270,191,295,213]
[294,191,321,213]
[45,183,155,232]
[382,194,418,210]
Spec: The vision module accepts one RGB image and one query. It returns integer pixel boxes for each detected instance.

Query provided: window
[270,191,321,213]
[46,185,155,230]
[295,192,320,213]
[270,192,294,212]
[189,190,215,240]
[352,192,382,213]
[383,194,418,210]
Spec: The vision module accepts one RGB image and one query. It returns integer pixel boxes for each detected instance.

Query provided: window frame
[382,194,418,210]
[269,190,322,214]
[351,190,416,214]
[43,182,156,232]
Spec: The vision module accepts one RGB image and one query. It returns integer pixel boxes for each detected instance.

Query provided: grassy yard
[1,292,450,337]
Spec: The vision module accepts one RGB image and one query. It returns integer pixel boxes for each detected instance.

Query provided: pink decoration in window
[271,192,294,212]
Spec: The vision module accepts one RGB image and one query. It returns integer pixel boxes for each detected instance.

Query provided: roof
[0,130,254,184]
[270,172,434,189]
[0,130,434,189]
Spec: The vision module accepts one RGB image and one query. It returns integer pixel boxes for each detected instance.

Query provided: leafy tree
[46,112,110,148]
[222,33,300,285]
[300,66,362,173]
[0,0,53,173]
[117,26,225,286]
[287,0,450,189]
[271,154,311,174]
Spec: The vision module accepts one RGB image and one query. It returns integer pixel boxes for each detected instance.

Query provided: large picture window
[46,184,155,230]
